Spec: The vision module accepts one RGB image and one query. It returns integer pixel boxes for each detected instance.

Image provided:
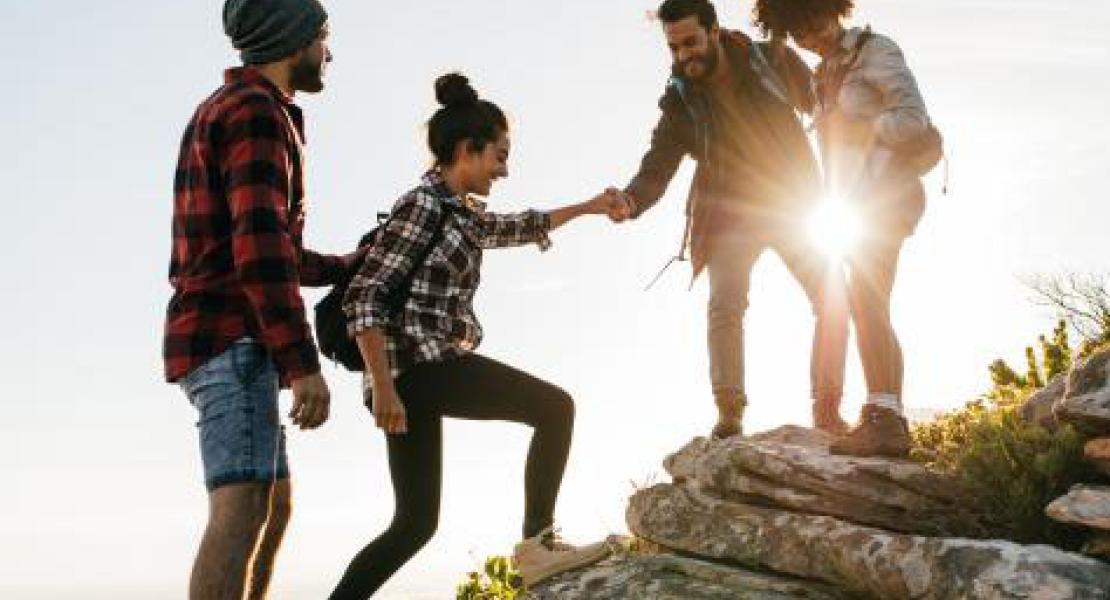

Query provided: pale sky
[5,1,1110,598]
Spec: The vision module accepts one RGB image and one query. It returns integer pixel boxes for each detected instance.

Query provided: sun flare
[808,197,861,261]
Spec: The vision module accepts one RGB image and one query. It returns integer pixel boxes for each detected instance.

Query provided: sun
[807,197,861,262]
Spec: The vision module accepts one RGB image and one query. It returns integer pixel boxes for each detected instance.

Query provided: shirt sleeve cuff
[623,184,647,219]
[324,254,352,283]
[346,302,392,338]
[535,211,553,251]
[272,339,321,385]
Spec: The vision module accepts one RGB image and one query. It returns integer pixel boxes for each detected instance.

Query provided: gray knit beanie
[223,0,328,65]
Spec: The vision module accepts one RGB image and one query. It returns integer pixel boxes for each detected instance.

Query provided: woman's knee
[537,386,575,428]
[847,281,891,322]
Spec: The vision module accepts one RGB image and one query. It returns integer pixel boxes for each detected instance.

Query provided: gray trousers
[706,227,849,402]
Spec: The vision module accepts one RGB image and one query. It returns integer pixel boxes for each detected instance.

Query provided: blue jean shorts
[180,338,289,491]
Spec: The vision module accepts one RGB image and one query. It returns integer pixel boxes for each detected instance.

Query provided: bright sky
[6,0,1110,598]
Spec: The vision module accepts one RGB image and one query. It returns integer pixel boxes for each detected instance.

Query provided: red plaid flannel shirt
[164,67,347,386]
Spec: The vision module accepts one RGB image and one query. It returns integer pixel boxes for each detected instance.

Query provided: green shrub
[910,319,1100,550]
[911,398,1096,548]
[456,555,523,600]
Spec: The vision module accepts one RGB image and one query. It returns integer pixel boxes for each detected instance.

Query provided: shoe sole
[521,544,611,588]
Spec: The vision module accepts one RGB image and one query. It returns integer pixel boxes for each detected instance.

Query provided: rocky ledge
[532,424,1110,599]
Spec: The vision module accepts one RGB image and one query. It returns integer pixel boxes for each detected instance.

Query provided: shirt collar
[224,66,307,144]
[224,66,295,104]
[837,27,866,55]
[420,169,484,213]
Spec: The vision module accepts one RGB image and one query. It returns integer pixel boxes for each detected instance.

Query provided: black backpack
[314,205,455,371]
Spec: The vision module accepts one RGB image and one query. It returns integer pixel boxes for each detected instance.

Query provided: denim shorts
[180,338,289,491]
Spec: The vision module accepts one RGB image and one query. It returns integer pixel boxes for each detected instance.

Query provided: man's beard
[674,44,719,82]
[290,53,325,93]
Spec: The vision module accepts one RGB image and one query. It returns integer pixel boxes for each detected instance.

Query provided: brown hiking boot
[711,392,747,439]
[829,404,911,458]
[512,527,612,588]
[812,397,850,436]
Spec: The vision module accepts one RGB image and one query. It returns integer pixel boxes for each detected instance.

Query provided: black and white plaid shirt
[343,170,552,385]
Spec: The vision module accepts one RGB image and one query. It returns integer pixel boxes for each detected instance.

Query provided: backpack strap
[389,200,455,287]
[816,26,873,113]
[748,42,792,107]
[667,76,708,127]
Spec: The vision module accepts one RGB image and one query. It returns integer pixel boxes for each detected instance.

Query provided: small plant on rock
[456,555,523,600]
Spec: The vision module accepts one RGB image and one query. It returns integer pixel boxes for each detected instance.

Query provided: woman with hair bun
[329,73,621,598]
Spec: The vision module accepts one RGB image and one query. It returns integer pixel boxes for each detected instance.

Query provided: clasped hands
[585,187,635,223]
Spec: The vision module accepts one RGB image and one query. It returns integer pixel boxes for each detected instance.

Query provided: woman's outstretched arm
[479,190,624,249]
[548,190,623,229]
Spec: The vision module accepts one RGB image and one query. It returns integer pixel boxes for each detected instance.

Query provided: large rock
[529,552,847,600]
[662,426,980,536]
[628,483,1110,599]
[1085,438,1110,477]
[1046,485,1110,531]
[1056,348,1110,432]
[1021,373,1066,428]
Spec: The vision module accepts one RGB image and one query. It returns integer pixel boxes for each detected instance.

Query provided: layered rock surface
[663,426,979,536]
[628,482,1110,599]
[529,552,847,600]
[1085,437,1110,476]
[1020,373,1065,427]
[534,424,1110,599]
[1057,348,1110,432]
[1046,485,1110,530]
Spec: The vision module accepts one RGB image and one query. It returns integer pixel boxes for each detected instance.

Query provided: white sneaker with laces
[511,526,612,588]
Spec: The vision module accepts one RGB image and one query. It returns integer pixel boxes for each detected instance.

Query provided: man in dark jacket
[615,0,849,438]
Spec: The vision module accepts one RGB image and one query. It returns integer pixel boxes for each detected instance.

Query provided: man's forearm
[300,248,351,287]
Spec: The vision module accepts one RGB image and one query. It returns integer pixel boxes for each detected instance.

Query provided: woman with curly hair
[753,0,940,457]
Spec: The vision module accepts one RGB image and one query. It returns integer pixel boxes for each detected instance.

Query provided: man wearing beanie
[164,1,344,598]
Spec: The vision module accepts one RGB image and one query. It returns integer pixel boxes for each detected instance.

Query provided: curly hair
[752,0,854,39]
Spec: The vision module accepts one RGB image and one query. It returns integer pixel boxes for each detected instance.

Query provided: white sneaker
[511,527,612,587]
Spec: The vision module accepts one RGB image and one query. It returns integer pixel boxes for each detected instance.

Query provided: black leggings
[329,354,575,599]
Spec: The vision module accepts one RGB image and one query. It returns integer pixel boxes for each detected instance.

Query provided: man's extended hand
[289,372,331,430]
[604,187,635,223]
[583,188,631,220]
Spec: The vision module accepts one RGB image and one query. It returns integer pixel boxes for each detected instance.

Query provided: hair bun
[434,73,479,108]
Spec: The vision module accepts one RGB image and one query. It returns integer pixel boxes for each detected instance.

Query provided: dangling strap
[643,77,704,292]
[644,217,690,291]
[941,153,950,195]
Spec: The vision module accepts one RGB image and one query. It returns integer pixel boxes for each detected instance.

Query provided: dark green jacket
[625,30,822,276]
